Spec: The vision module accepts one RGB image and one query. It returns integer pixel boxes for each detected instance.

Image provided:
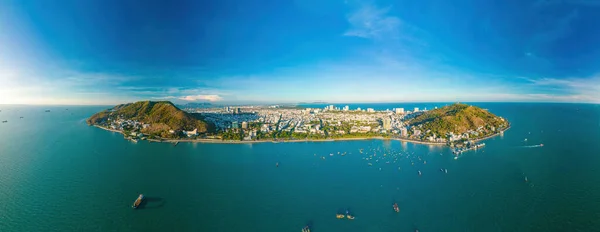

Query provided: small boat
[524,138,528,142]
[19,116,23,119]
[367,163,372,166]
[418,170,422,176]
[336,214,345,219]
[393,203,400,213]
[1,120,6,123]
[132,194,144,209]
[276,162,279,167]
[525,176,528,182]
[301,226,310,232]
[540,144,544,147]
[45,110,50,112]
[347,214,355,220]
[445,169,448,173]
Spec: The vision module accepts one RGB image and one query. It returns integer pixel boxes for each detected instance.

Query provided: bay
[0,103,599,231]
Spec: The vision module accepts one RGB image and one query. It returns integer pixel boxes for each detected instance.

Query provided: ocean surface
[0,103,599,232]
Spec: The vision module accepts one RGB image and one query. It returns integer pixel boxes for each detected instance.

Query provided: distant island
[88,101,509,146]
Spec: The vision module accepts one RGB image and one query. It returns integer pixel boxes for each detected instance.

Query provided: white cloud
[343,4,401,40]
[179,95,223,102]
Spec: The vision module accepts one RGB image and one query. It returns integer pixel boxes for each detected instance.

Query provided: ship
[301,226,310,232]
[393,203,400,213]
[132,194,144,209]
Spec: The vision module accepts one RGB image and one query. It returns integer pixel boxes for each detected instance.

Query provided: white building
[414,107,419,112]
[367,108,375,113]
[343,105,349,111]
[395,108,404,114]
[241,121,248,129]
[185,128,198,137]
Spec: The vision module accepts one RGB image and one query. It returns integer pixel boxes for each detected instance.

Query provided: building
[343,105,349,111]
[400,128,408,137]
[367,108,375,112]
[395,108,404,114]
[357,107,361,111]
[236,108,242,114]
[232,121,239,129]
[241,121,248,129]
[382,117,391,130]
[185,128,198,137]
[414,107,419,112]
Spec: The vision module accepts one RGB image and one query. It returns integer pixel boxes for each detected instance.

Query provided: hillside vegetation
[408,103,508,138]
[87,101,211,134]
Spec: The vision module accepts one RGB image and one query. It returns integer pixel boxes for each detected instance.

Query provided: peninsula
[88,101,509,146]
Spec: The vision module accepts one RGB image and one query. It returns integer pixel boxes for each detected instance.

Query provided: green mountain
[87,101,212,136]
[408,103,508,139]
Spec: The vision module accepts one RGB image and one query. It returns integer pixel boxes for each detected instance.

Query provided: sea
[0,103,599,232]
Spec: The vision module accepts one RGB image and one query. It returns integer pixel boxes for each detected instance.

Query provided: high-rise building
[241,121,248,129]
[400,128,408,137]
[236,108,242,114]
[383,117,391,130]
[343,105,349,111]
[414,107,419,112]
[395,108,404,114]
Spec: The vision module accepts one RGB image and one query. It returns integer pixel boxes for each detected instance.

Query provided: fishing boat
[336,214,345,219]
[132,194,144,209]
[393,203,400,213]
[301,226,310,232]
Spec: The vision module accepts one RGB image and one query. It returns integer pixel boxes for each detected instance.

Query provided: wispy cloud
[524,75,600,102]
[343,4,401,40]
[179,95,223,102]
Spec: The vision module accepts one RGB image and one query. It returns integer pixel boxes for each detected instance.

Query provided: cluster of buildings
[188,105,442,141]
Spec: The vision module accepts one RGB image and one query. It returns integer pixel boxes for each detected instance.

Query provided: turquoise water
[0,103,599,231]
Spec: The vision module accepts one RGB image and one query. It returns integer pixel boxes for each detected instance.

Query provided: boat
[393,203,400,213]
[1,120,6,123]
[445,169,448,173]
[347,214,355,220]
[45,110,50,112]
[130,139,138,143]
[336,214,345,219]
[301,226,310,232]
[132,194,144,209]
[540,144,544,147]
[418,170,422,176]
[276,162,279,167]
[525,176,528,182]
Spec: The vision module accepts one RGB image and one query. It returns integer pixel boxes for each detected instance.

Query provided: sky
[0,0,599,105]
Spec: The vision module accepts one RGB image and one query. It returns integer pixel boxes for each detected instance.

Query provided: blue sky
[1,0,599,105]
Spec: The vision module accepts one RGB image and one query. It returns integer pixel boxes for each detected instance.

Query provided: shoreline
[93,124,510,146]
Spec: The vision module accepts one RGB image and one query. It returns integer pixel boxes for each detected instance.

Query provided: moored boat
[132,194,144,209]
[336,214,345,219]
[347,214,355,220]
[393,203,400,213]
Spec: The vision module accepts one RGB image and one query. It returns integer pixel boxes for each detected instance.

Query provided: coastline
[92,124,509,146]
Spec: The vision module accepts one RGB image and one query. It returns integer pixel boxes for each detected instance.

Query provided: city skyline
[1,0,599,105]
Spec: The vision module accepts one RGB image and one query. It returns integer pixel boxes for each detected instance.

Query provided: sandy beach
[93,124,509,146]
